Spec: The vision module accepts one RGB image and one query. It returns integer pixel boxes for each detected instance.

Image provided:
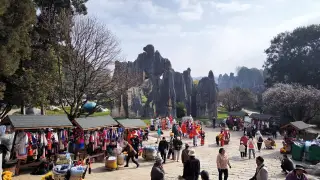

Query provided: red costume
[220,133,225,147]
[161,119,166,129]
[181,123,187,135]
[200,131,205,146]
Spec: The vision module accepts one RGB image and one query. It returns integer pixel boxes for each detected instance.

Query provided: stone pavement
[14,127,318,180]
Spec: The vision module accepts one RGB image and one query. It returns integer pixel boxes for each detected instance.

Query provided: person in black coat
[184,149,200,180]
[131,134,140,159]
[122,141,139,168]
[158,137,169,163]
[281,154,295,174]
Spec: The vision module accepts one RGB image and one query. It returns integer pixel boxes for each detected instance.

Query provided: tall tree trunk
[20,101,25,115]
[40,103,45,115]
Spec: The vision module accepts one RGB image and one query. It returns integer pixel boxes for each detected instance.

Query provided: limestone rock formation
[111,44,218,119]
[196,70,218,119]
[112,45,187,118]
[183,68,193,116]
[174,72,186,103]
[217,67,265,93]
[127,87,143,118]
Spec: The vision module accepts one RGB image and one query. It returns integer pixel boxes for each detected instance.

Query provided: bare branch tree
[56,13,122,120]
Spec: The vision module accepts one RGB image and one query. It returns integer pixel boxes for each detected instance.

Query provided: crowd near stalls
[116,119,148,158]
[72,116,120,161]
[0,115,150,179]
[280,121,320,165]
[249,113,279,135]
[225,111,248,131]
[0,115,73,176]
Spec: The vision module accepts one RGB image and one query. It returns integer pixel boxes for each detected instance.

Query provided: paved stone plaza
[15,127,318,180]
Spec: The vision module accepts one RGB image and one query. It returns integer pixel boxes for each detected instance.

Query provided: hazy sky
[86,0,320,77]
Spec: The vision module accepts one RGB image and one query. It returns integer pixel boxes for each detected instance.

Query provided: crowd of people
[154,117,206,147]
[147,117,310,180]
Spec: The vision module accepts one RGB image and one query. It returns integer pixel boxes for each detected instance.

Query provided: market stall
[249,113,279,134]
[281,121,316,140]
[72,115,120,161]
[226,111,248,130]
[281,121,320,163]
[115,119,154,160]
[2,115,73,175]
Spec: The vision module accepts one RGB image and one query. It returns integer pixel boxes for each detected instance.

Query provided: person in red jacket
[240,135,249,157]
[200,130,205,146]
[220,132,225,147]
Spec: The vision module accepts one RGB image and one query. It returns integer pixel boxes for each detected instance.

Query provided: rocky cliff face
[217,67,265,93]
[111,44,217,119]
[183,68,193,116]
[112,45,188,118]
[195,71,218,119]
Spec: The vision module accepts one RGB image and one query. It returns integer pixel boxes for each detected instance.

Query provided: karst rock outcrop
[111,44,217,119]
[195,70,218,119]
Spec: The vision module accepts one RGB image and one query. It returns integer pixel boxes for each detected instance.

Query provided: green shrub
[176,102,186,118]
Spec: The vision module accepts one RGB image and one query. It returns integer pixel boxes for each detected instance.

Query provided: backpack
[258,136,263,143]
[249,141,254,149]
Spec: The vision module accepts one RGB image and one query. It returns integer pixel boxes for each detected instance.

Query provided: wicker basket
[53,172,66,180]
[69,174,82,180]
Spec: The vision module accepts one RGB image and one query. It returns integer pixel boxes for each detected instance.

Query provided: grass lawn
[217,107,228,120]
[44,106,111,117]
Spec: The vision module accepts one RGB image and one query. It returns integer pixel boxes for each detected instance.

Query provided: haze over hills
[193,76,218,82]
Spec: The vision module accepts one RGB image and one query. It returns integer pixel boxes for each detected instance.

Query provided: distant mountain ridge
[193,76,218,82]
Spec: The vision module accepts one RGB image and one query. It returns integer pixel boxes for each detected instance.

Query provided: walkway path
[15,127,318,180]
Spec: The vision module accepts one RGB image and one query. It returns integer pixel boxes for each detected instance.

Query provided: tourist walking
[286,165,308,180]
[173,136,183,162]
[256,133,264,152]
[216,148,231,180]
[156,127,162,143]
[131,133,140,159]
[158,137,168,164]
[248,136,256,159]
[183,149,200,180]
[212,117,216,128]
[193,125,198,146]
[167,134,175,160]
[122,141,139,168]
[272,128,277,139]
[181,144,190,178]
[150,157,165,180]
[239,141,246,158]
[240,134,248,157]
[250,156,268,180]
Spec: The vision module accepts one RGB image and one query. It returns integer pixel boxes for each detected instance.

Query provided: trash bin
[291,142,304,161]
[306,145,320,163]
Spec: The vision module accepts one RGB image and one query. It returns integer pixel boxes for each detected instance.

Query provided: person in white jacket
[250,156,268,180]
[239,141,246,159]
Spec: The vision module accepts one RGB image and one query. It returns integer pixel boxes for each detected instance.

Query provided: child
[216,135,220,146]
[239,141,246,158]
[200,131,205,146]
